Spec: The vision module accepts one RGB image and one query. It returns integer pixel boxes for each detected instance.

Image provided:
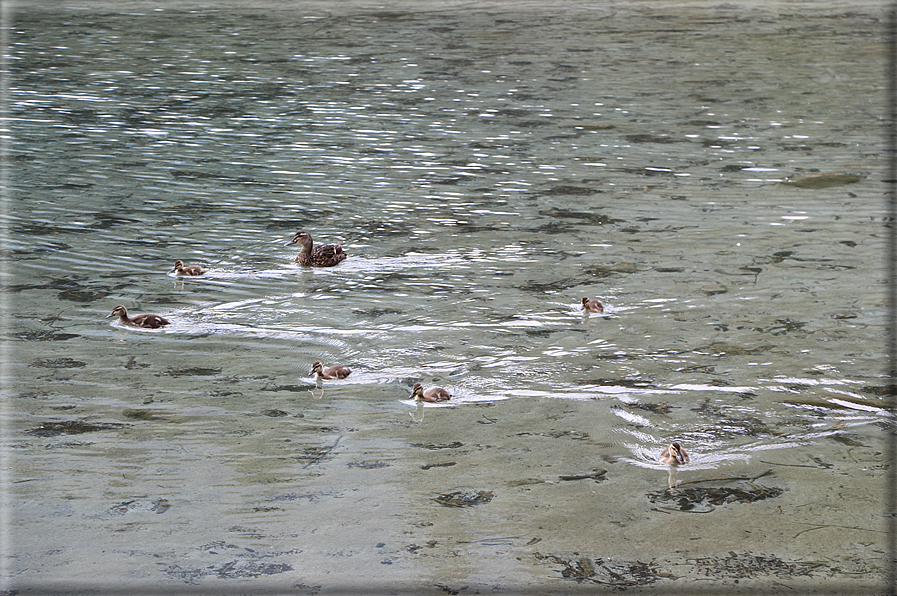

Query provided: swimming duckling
[170,260,207,276]
[658,442,689,465]
[310,360,352,380]
[409,382,451,403]
[285,231,347,267]
[106,305,171,329]
[581,297,604,313]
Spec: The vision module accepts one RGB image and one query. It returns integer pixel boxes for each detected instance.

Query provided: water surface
[4,1,890,593]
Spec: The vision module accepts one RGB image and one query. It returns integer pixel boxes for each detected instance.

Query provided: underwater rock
[648,483,784,512]
[26,420,127,436]
[781,173,861,189]
[432,490,494,507]
[534,552,667,586]
[30,357,86,368]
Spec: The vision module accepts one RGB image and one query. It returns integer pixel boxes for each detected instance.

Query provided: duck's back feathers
[130,313,171,328]
[323,364,352,379]
[307,243,346,267]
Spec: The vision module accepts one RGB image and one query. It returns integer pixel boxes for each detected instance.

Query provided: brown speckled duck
[171,260,207,276]
[107,305,170,329]
[285,231,347,267]
[410,382,451,403]
[581,297,604,313]
[658,442,689,465]
[310,360,352,380]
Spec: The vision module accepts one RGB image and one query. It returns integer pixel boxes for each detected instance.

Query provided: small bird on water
[408,383,451,423]
[170,260,207,276]
[285,231,347,267]
[310,361,352,380]
[409,382,451,403]
[106,305,170,329]
[658,442,689,465]
[581,297,604,313]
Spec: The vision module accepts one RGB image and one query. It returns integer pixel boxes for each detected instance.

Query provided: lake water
[4,1,892,593]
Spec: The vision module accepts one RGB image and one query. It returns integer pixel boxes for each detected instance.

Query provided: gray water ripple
[7,3,889,591]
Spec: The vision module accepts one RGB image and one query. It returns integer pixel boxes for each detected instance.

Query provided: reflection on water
[6,1,889,592]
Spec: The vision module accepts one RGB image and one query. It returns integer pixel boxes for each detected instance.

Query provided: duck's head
[409,383,424,399]
[285,231,312,247]
[581,297,590,309]
[107,305,127,319]
[310,361,323,376]
[171,260,184,272]
[668,442,687,464]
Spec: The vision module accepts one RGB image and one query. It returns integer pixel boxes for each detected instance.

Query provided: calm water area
[3,0,892,593]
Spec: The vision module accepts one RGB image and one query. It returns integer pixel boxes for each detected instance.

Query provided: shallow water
[4,1,891,593]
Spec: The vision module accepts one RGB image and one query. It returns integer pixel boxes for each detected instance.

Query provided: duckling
[310,360,352,380]
[581,297,604,313]
[170,260,207,276]
[409,382,451,403]
[106,305,170,329]
[285,231,347,267]
[658,442,689,465]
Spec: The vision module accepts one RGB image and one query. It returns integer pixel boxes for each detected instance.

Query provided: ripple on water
[8,4,888,589]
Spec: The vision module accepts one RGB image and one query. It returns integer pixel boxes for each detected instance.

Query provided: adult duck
[581,297,604,313]
[107,305,171,329]
[170,260,207,276]
[409,382,451,403]
[658,442,689,465]
[285,231,347,267]
[310,360,352,380]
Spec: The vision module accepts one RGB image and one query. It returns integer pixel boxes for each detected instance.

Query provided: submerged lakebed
[5,0,891,593]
